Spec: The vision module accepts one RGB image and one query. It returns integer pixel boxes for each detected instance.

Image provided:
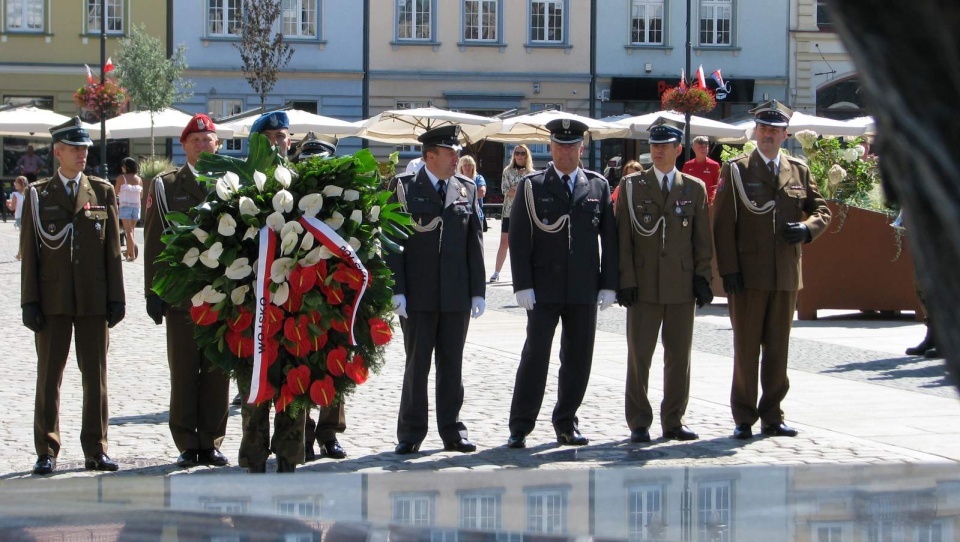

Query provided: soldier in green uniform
[713,100,831,440]
[144,113,231,468]
[616,117,713,443]
[22,117,125,474]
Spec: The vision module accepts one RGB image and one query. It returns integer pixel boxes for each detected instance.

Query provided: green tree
[114,24,193,157]
[234,0,294,112]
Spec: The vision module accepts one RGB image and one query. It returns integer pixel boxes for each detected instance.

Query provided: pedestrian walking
[505,118,618,449]
[713,100,831,439]
[385,125,486,455]
[490,144,534,282]
[616,117,714,443]
[21,117,125,474]
[144,113,231,468]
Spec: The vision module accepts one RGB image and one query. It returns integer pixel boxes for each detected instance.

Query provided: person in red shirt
[681,136,721,203]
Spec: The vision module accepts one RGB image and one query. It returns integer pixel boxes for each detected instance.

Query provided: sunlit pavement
[0,217,956,479]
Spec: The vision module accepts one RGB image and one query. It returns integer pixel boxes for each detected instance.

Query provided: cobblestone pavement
[0,218,956,480]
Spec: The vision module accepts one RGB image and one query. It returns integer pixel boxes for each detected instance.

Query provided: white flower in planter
[794,130,818,149]
[841,148,860,163]
[828,164,848,186]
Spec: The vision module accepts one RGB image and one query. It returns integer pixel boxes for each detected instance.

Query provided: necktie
[562,175,572,197]
[437,179,446,199]
[661,175,670,200]
[767,161,777,176]
[67,180,77,205]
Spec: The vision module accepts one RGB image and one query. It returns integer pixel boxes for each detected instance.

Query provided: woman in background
[490,144,534,282]
[115,157,143,261]
[457,155,487,231]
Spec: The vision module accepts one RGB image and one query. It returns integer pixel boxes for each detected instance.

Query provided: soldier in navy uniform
[713,100,831,440]
[505,118,618,449]
[21,117,125,474]
[616,117,713,444]
[144,113,231,468]
[385,125,486,455]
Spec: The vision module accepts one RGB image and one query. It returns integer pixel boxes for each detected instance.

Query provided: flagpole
[99,4,108,179]
[684,0,692,162]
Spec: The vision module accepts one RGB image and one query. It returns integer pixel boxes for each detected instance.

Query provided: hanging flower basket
[660,86,716,116]
[73,80,128,123]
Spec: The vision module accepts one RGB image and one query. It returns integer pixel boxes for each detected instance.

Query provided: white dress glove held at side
[470,296,486,318]
[515,288,536,311]
[597,289,617,311]
[391,294,407,318]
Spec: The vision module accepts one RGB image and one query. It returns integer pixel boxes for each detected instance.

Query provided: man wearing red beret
[144,113,232,468]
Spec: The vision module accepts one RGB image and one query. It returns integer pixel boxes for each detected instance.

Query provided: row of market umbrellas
[0,105,876,144]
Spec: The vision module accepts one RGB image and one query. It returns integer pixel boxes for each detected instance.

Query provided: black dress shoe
[395,441,421,455]
[556,429,589,446]
[507,432,526,449]
[85,453,119,471]
[247,462,266,474]
[231,393,243,406]
[33,455,56,475]
[304,441,317,462]
[663,425,699,441]
[320,438,347,459]
[925,347,942,359]
[761,422,799,437]
[199,448,229,466]
[443,438,477,453]
[732,423,753,440]
[630,428,651,443]
[176,449,199,467]
[276,458,296,473]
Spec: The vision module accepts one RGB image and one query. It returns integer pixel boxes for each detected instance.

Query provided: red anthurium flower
[306,310,322,326]
[227,307,254,333]
[321,283,345,306]
[309,329,329,352]
[333,265,365,291]
[286,364,312,396]
[226,329,254,357]
[190,302,219,326]
[346,355,369,384]
[326,346,348,376]
[309,375,336,407]
[276,383,295,412]
[313,259,329,283]
[368,318,392,346]
[284,339,311,357]
[284,314,310,344]
[330,317,349,334]
[288,264,318,294]
[262,337,280,367]
[282,288,304,313]
[262,304,285,338]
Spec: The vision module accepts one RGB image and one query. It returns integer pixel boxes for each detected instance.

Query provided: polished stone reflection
[0,463,957,541]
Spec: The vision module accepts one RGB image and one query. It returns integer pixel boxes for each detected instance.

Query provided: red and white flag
[84,64,96,85]
[711,69,726,89]
[694,65,707,88]
[104,57,115,73]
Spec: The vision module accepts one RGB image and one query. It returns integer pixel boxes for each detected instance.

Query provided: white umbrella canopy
[487,110,629,143]
[221,109,360,138]
[104,108,235,139]
[787,111,869,138]
[357,107,502,145]
[618,110,748,140]
[844,115,876,136]
[0,107,102,139]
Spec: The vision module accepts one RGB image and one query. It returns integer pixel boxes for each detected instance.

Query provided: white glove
[470,296,486,318]
[597,289,617,311]
[515,288,536,311]
[392,294,408,318]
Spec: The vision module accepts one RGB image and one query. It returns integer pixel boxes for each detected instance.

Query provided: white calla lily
[253,170,267,192]
[270,257,296,283]
[300,232,315,251]
[298,193,324,217]
[325,211,345,230]
[348,237,361,251]
[280,230,300,256]
[225,257,252,280]
[243,226,258,241]
[274,165,292,188]
[280,221,304,240]
[266,212,286,232]
[343,189,360,202]
[273,282,290,306]
[215,172,240,201]
[304,245,334,266]
[368,205,381,222]
[230,285,250,305]
[192,285,227,307]
[272,189,294,213]
[182,247,200,267]
[192,227,209,243]
[322,185,344,197]
[239,196,259,217]
[218,213,237,236]
[199,242,224,268]
[349,209,363,224]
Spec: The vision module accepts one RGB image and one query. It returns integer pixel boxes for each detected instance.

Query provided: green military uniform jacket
[144,165,207,299]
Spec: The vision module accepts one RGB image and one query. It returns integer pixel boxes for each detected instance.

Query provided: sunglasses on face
[514,151,527,156]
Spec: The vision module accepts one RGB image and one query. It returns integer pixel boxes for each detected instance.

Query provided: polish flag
[711,69,726,89]
[694,65,707,88]
[104,57,115,73]
[84,64,96,85]
[679,68,687,91]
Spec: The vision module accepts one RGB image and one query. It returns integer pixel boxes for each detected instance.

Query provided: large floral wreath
[152,134,410,417]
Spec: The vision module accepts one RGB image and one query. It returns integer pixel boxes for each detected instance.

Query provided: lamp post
[98,2,108,178]
[684,0,693,162]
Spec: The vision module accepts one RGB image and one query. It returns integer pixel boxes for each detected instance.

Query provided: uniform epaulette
[156,167,179,180]
[783,154,806,164]
[453,173,475,185]
[582,169,605,179]
[87,175,111,186]
[394,171,416,181]
[29,177,54,189]
[726,153,748,163]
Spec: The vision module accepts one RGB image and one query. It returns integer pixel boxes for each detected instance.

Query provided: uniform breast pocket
[534,198,562,223]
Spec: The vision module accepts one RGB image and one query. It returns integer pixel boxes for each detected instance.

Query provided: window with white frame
[526,489,566,534]
[627,484,665,541]
[811,523,844,542]
[696,481,732,542]
[816,0,832,29]
[463,0,498,42]
[208,0,242,37]
[87,0,124,34]
[699,0,731,46]
[397,0,432,40]
[530,0,563,43]
[208,99,243,151]
[917,521,945,542]
[392,493,434,526]
[459,492,501,530]
[630,1,663,45]
[395,101,430,153]
[283,0,318,38]
[277,498,321,518]
[203,499,247,513]
[5,0,44,32]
